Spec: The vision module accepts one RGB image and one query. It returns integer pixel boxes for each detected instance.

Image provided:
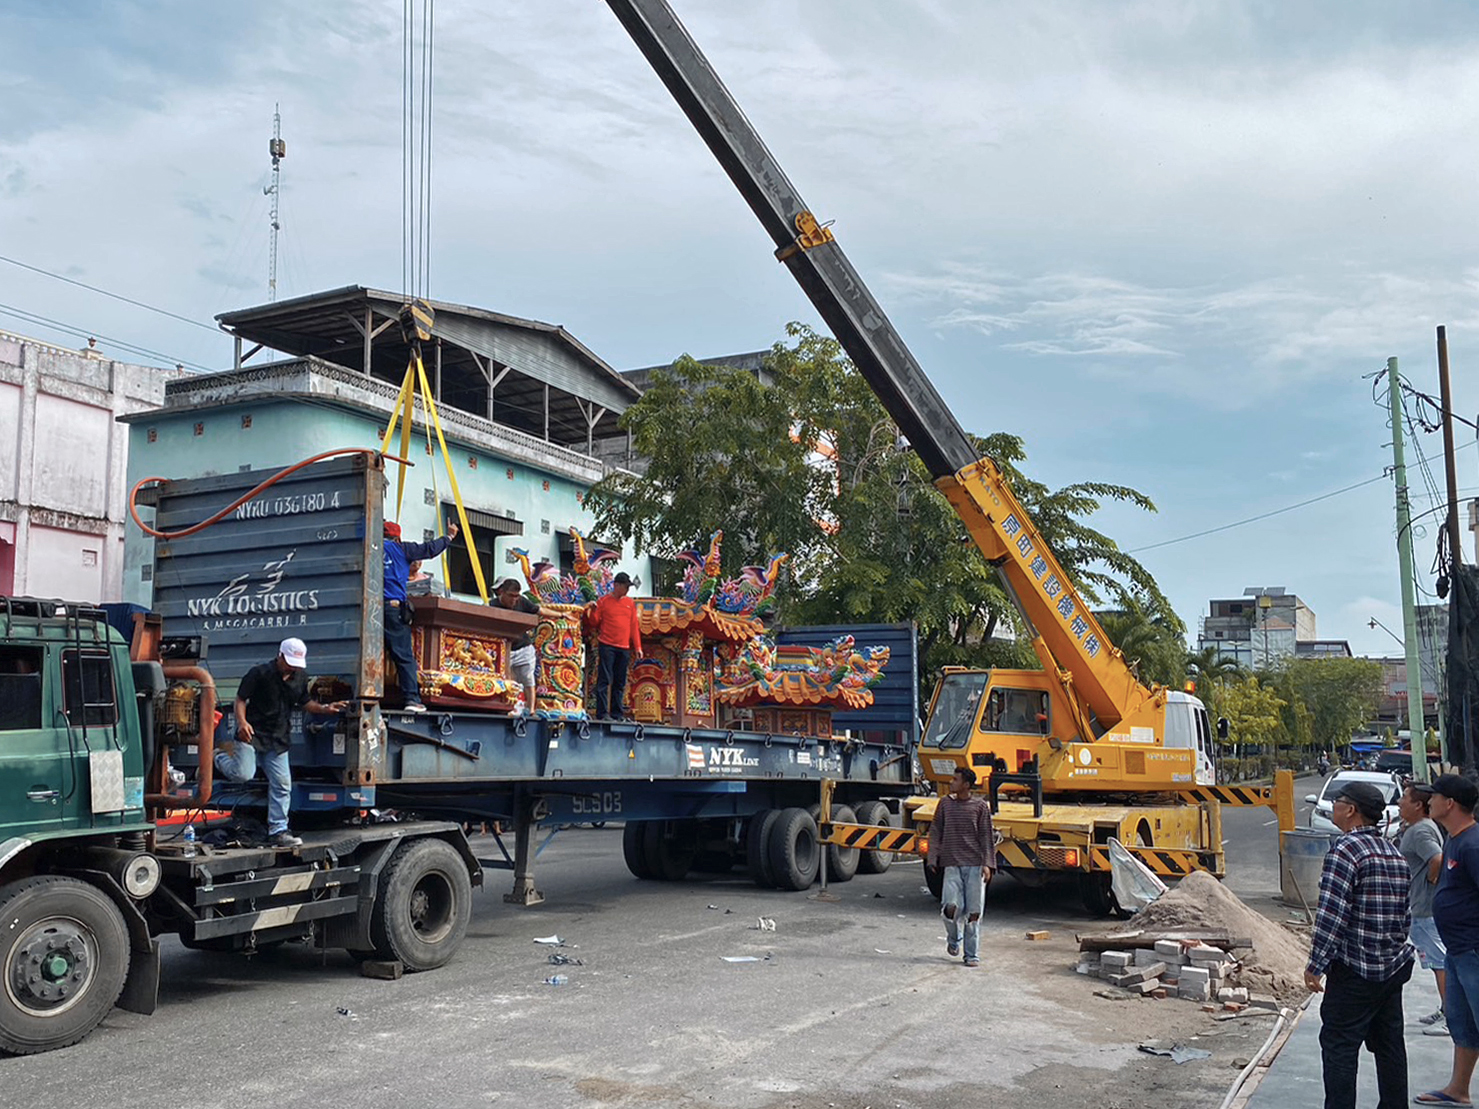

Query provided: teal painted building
[121,287,650,606]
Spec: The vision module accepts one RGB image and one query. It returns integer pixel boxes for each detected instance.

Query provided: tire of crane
[746,809,781,888]
[825,804,860,883]
[623,821,656,880]
[767,807,821,892]
[852,800,896,874]
[924,859,944,902]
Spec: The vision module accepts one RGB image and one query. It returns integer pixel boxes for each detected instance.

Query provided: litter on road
[721,956,761,963]
[533,935,564,945]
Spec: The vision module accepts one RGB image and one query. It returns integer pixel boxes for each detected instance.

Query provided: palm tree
[1185,646,1243,697]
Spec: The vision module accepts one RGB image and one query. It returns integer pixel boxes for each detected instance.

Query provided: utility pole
[1388,357,1431,782]
[266,104,286,302]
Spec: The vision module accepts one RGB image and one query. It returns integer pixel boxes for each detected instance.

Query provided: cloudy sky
[3,0,1478,657]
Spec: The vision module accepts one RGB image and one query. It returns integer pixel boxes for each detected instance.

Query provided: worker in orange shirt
[590,571,642,720]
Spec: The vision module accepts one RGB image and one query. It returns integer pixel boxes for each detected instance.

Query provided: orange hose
[129,447,410,540]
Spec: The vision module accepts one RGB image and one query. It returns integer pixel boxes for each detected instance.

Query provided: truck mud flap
[116,938,160,1016]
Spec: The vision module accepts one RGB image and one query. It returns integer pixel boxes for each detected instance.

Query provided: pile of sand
[1116,870,1311,1002]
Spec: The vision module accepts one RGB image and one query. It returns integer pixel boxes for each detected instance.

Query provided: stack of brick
[1084,941,1249,1003]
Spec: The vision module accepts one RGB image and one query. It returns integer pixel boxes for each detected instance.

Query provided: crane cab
[918,667,1216,795]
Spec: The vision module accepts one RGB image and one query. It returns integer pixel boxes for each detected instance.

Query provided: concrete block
[1179,981,1212,1002]
[1025,930,1050,941]
[1217,987,1249,1004]
[1188,945,1225,964]
[1248,994,1280,1011]
[1109,963,1166,986]
[1178,966,1211,987]
[1154,940,1185,960]
[1101,951,1134,970]
[1120,979,1161,995]
[1134,947,1164,968]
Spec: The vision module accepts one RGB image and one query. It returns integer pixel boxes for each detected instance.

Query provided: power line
[0,301,214,372]
[1126,472,1390,554]
[0,252,219,333]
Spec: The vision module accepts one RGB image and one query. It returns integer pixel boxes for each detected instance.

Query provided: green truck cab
[0,597,163,1054]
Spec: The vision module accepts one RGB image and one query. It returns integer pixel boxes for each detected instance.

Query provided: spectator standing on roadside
[1414,774,1479,1107]
[1304,780,1414,1109]
[926,766,996,969]
[1400,782,1451,1037]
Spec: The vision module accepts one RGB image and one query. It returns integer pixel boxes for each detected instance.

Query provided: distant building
[1197,587,1315,668]
[1296,640,1353,659]
[0,330,182,602]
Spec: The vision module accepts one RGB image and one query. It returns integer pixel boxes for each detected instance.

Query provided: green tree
[1275,657,1384,756]
[1096,596,1188,690]
[1186,646,1244,700]
[587,325,1176,698]
[1219,676,1289,779]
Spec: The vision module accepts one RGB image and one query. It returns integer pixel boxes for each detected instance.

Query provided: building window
[62,650,118,728]
[442,504,524,596]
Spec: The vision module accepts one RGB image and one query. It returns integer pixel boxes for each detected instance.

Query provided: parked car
[1306,770,1403,837]
[1373,748,1423,775]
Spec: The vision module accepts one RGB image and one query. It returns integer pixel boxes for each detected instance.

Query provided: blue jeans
[1446,948,1479,1051]
[213,741,293,835]
[384,603,421,704]
[941,865,986,962]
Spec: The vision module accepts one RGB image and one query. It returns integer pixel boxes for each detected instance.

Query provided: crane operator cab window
[921,672,988,750]
[983,688,1049,736]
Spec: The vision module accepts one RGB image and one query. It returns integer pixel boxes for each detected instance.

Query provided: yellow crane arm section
[936,460,1159,731]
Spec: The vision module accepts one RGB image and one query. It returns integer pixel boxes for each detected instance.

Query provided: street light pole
[1387,358,1432,783]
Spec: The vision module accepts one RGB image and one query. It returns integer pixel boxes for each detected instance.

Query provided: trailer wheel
[370,839,471,971]
[825,805,860,883]
[623,822,656,880]
[852,801,896,874]
[643,821,697,882]
[767,808,820,892]
[746,810,780,888]
[0,876,130,1055]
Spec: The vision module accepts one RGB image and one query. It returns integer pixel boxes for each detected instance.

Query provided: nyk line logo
[685,744,759,772]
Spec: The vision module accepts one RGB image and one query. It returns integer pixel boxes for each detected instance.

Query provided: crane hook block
[400,299,435,345]
[774,210,836,262]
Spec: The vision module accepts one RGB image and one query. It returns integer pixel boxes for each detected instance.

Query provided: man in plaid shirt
[1305,780,1415,1109]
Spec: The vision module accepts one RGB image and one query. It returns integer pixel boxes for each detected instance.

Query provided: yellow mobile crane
[605,0,1295,913]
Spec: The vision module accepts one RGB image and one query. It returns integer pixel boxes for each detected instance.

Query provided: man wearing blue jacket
[383,519,457,712]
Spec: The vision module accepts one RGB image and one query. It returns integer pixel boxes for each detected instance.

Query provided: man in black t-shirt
[494,579,541,712]
[1417,773,1479,1107]
[230,638,346,848]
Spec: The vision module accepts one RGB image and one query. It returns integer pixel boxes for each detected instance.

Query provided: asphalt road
[4,818,1296,1109]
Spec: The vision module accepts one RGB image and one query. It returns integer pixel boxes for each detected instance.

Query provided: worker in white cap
[216,637,346,848]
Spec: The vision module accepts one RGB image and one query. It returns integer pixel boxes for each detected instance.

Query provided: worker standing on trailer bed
[228,637,347,847]
[927,767,997,968]
[383,518,457,711]
[494,577,541,711]
[590,570,642,720]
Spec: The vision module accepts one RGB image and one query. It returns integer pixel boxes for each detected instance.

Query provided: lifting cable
[381,302,490,603]
[128,447,411,540]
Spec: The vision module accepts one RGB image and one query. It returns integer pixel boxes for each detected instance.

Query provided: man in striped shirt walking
[927,767,997,968]
[1305,780,1415,1109]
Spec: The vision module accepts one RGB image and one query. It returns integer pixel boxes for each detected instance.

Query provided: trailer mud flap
[116,937,160,1016]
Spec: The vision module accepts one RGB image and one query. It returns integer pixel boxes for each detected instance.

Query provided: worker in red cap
[383,518,457,712]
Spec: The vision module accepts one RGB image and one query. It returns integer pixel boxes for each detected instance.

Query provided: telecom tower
[266,105,286,301]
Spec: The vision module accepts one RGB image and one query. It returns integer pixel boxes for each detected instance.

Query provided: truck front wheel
[370,839,472,972]
[0,876,130,1055]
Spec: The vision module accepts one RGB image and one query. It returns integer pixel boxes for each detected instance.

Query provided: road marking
[1262,819,1278,827]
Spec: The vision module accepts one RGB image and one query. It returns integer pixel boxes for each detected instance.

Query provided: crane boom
[603,0,977,480]
[605,0,1163,733]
